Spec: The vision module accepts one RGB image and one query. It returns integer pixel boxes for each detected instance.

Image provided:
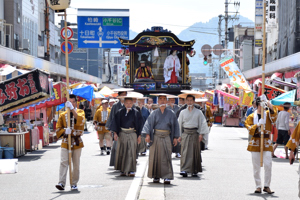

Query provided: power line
[131,19,219,30]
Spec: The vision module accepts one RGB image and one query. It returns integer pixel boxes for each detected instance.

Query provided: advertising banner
[220,56,251,90]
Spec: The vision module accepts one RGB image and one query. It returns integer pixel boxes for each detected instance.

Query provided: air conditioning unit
[22,39,30,51]
[37,46,44,57]
[5,34,10,48]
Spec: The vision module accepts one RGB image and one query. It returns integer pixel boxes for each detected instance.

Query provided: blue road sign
[77,16,129,48]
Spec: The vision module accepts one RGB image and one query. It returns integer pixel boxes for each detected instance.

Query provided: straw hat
[112,88,134,92]
[117,92,144,99]
[178,93,203,99]
[195,98,208,103]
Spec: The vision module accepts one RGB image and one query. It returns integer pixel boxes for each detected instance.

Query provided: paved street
[0,124,299,200]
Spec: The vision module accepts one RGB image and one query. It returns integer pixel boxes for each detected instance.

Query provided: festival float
[119,26,195,94]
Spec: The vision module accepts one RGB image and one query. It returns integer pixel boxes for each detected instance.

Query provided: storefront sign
[258,83,286,100]
[255,39,262,47]
[220,56,251,90]
[0,69,50,113]
[255,24,262,31]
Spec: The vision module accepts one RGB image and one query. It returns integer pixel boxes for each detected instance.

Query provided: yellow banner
[239,90,254,106]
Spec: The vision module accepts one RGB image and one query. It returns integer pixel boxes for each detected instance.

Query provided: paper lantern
[47,0,70,11]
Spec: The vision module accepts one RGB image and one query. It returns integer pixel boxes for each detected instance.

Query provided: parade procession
[1,0,300,200]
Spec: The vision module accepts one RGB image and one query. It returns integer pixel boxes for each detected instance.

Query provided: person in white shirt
[273,102,291,159]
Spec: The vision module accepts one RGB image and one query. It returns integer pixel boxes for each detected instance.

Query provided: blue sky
[56,0,255,35]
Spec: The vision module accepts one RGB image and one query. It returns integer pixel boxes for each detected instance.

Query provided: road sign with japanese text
[77,16,129,48]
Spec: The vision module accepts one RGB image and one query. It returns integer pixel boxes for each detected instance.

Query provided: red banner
[46,82,67,107]
[258,83,286,100]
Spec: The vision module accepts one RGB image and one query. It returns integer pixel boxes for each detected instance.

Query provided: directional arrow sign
[83,38,118,47]
[77,15,129,49]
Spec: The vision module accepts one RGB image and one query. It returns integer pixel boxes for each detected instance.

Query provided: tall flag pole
[260,0,267,167]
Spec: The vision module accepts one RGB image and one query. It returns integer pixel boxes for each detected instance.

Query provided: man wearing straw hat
[110,96,143,177]
[244,95,278,194]
[178,94,209,177]
[55,94,86,191]
[106,88,133,167]
[273,102,291,159]
[93,99,112,155]
[167,95,181,158]
[142,93,180,184]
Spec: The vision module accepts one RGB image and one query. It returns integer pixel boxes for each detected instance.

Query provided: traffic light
[203,56,208,65]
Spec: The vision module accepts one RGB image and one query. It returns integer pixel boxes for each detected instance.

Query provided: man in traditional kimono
[244,95,278,194]
[137,97,150,156]
[93,99,111,155]
[286,120,300,197]
[110,97,143,177]
[167,96,180,113]
[106,88,133,167]
[178,94,209,177]
[196,98,214,150]
[55,94,85,191]
[142,93,180,184]
[146,97,155,113]
[166,95,181,158]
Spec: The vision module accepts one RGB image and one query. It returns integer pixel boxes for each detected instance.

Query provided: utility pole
[218,15,223,84]
[224,0,229,56]
[217,0,240,85]
[44,0,50,61]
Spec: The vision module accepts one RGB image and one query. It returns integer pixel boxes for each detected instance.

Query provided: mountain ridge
[129,15,254,76]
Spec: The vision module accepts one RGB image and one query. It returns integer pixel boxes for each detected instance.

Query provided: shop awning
[99,86,117,97]
[72,85,94,102]
[271,90,296,106]
[285,69,300,83]
[269,79,297,88]
[271,72,283,80]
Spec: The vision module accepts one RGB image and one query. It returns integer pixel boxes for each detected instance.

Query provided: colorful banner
[220,56,251,90]
[239,90,255,106]
[216,90,239,105]
[47,83,67,108]
[0,69,50,113]
[205,91,214,104]
[258,83,286,100]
